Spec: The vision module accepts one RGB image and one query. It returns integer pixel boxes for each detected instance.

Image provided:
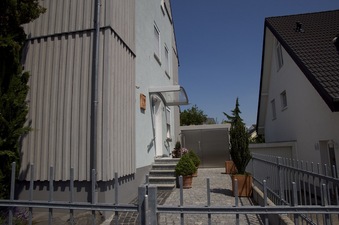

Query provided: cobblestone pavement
[104,168,263,225]
[158,168,263,225]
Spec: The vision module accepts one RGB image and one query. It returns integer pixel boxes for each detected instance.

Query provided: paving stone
[105,168,262,225]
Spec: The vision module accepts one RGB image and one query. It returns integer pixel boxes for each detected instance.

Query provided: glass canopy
[148,85,189,106]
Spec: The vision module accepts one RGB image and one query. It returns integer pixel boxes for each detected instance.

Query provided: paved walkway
[158,168,263,225]
[104,168,263,225]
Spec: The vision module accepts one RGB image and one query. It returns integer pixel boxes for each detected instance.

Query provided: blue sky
[171,1,339,127]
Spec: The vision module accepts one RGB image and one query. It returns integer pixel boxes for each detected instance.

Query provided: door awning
[149,85,189,106]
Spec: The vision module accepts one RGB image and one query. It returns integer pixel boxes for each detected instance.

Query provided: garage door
[181,127,230,168]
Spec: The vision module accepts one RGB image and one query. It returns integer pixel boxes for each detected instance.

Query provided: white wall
[264,32,339,166]
[135,0,178,168]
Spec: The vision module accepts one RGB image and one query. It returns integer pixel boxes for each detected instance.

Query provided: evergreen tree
[0,0,45,199]
[224,98,251,174]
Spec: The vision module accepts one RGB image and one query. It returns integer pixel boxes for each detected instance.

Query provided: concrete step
[151,163,177,170]
[154,158,180,164]
[149,169,176,177]
[148,158,179,191]
[149,176,176,184]
[155,183,176,190]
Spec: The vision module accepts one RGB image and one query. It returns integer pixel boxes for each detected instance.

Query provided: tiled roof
[266,10,339,111]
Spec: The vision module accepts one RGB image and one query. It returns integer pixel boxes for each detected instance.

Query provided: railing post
[148,185,158,225]
[292,182,299,225]
[114,172,119,224]
[29,164,34,225]
[8,162,16,225]
[263,180,269,225]
[137,184,147,225]
[321,183,331,225]
[91,169,96,225]
[234,179,239,225]
[277,157,284,203]
[70,168,75,225]
[145,174,149,185]
[48,166,54,224]
[206,178,211,225]
[252,155,255,179]
[179,175,184,225]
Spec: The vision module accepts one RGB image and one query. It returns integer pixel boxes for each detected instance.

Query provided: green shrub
[188,150,200,167]
[175,154,196,176]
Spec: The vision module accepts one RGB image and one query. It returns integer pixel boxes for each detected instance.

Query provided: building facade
[257,10,339,173]
[18,0,186,205]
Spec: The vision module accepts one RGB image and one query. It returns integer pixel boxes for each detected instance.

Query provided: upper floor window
[154,23,161,64]
[160,0,165,15]
[271,99,276,120]
[275,41,284,70]
[280,90,287,110]
[164,44,170,77]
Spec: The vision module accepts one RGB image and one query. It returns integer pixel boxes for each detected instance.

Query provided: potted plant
[224,98,252,196]
[175,154,197,188]
[225,159,237,174]
[172,141,181,158]
[187,150,200,177]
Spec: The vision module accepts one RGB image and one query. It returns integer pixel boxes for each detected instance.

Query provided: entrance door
[153,95,164,157]
[320,140,338,176]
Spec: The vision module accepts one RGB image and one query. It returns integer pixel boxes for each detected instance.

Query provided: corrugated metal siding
[20,0,136,182]
[23,0,135,53]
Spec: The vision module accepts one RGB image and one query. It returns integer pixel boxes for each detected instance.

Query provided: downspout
[90,0,100,200]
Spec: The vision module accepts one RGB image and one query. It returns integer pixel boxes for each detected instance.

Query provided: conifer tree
[223,98,251,174]
[0,0,45,199]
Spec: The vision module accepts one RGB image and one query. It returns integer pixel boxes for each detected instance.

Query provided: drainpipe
[90,0,100,202]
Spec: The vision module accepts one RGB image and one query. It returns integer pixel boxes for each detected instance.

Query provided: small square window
[271,99,276,120]
[280,91,287,109]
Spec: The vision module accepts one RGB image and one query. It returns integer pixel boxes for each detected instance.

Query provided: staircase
[148,158,180,190]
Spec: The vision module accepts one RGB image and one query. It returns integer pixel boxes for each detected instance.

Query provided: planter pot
[182,175,193,188]
[231,174,253,197]
[177,175,193,189]
[225,161,237,174]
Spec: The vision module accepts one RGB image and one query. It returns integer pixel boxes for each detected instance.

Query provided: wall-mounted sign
[140,94,146,110]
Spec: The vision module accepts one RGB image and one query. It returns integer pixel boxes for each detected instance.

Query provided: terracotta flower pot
[182,175,193,189]
[225,161,237,174]
[231,174,253,197]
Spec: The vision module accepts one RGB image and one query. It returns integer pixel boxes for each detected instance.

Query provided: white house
[18,0,187,205]
[256,10,339,173]
[135,0,187,173]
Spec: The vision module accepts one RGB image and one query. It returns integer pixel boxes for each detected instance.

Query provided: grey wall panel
[23,0,135,53]
[21,28,135,182]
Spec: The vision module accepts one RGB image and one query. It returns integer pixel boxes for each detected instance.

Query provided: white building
[257,10,339,173]
[18,0,187,205]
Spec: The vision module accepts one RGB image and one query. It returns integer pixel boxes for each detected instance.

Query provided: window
[154,23,161,64]
[280,91,287,109]
[160,0,165,15]
[164,44,170,77]
[271,99,276,120]
[166,107,171,139]
[275,41,283,70]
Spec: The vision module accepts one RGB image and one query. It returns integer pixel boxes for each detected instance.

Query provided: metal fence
[250,153,339,225]
[1,159,339,225]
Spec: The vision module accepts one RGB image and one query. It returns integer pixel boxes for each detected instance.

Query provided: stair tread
[154,184,176,187]
[149,176,176,180]
[152,163,177,166]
